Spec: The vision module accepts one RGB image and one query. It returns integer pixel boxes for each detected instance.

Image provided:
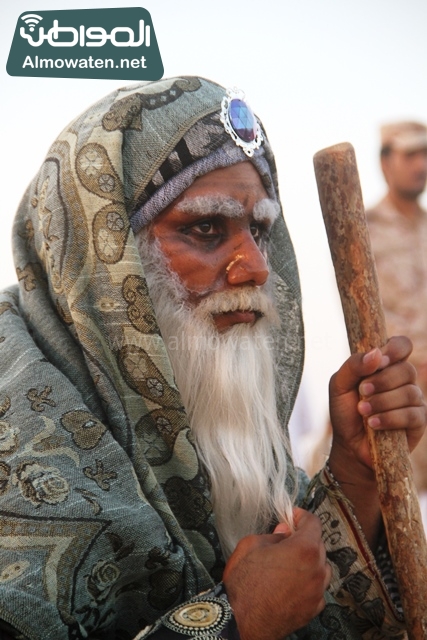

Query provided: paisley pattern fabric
[0,77,405,639]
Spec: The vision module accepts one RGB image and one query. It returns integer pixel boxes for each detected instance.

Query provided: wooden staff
[313,142,427,640]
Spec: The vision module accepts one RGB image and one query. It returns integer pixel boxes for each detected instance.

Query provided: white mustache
[194,287,280,326]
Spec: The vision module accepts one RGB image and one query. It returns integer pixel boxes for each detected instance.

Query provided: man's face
[382,147,427,200]
[149,162,276,332]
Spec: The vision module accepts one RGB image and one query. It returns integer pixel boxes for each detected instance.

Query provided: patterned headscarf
[0,76,304,639]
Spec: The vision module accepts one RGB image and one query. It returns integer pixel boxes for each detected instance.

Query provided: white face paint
[253,198,280,225]
[177,194,280,225]
[176,194,245,218]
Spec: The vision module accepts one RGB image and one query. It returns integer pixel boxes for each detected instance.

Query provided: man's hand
[328,335,427,544]
[329,336,426,471]
[223,508,331,640]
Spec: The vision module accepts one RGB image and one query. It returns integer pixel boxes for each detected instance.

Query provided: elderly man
[366,121,427,529]
[0,77,424,640]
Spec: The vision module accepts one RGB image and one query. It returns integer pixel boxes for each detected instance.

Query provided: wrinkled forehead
[161,162,279,224]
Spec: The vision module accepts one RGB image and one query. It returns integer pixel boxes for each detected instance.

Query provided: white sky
[1,0,426,448]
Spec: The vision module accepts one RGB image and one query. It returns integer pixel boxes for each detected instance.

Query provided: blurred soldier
[366,120,427,528]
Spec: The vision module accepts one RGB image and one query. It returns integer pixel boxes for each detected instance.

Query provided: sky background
[1,0,426,463]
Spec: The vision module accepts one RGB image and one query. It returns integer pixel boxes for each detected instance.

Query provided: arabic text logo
[20,19,150,48]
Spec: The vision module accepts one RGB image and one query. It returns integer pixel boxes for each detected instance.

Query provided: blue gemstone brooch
[220,87,263,157]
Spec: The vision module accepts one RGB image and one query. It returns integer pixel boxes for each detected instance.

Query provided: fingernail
[363,348,378,364]
[379,355,390,369]
[360,382,375,396]
[358,401,372,416]
[367,416,381,428]
[273,523,291,536]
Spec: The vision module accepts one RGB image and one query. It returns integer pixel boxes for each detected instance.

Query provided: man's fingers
[273,506,316,534]
[292,506,314,528]
[273,522,293,536]
[330,348,383,397]
[358,384,424,418]
[359,405,426,431]
[331,336,414,397]
[382,335,413,362]
[224,509,331,639]
[359,360,418,396]
[233,509,323,559]
[237,532,287,552]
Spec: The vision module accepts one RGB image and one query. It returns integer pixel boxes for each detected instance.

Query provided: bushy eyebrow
[253,199,280,225]
[177,195,244,217]
[176,195,279,224]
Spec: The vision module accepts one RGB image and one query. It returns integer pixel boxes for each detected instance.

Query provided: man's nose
[225,234,269,287]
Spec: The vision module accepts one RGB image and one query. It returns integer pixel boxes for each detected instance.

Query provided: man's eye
[181,218,221,239]
[190,220,217,235]
[250,223,260,238]
[250,222,271,244]
[250,222,267,239]
[196,221,214,233]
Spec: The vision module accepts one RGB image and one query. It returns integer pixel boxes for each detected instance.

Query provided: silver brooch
[220,87,263,157]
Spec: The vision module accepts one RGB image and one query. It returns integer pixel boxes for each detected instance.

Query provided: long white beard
[136,232,295,558]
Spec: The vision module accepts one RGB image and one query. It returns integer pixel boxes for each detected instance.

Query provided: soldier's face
[382,147,427,199]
